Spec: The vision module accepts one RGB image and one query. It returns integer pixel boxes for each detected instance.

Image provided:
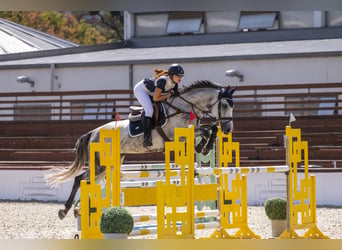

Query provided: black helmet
[168,64,184,77]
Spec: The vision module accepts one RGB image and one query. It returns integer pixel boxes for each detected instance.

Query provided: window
[14,104,51,121]
[279,11,314,29]
[239,11,278,31]
[135,13,169,36]
[205,11,240,33]
[71,102,114,120]
[317,97,337,115]
[166,12,204,34]
[285,96,337,116]
[326,11,342,27]
[234,99,263,117]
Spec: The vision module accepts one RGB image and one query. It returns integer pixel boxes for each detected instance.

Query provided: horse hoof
[74,208,81,218]
[202,148,210,156]
[58,209,66,220]
[195,145,203,153]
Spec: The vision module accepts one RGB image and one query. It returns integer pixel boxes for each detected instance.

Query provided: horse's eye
[226,99,234,108]
[221,102,228,109]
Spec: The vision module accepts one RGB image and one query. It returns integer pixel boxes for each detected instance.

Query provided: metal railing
[0,89,136,121]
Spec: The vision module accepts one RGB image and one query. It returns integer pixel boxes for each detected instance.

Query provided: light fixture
[225,69,244,82]
[17,76,35,87]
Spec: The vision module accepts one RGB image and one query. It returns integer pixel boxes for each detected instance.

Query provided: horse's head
[216,85,236,134]
[177,80,235,135]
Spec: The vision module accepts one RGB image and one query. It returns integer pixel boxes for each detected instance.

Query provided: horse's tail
[45,132,92,188]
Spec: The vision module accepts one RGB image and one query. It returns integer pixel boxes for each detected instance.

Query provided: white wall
[178,57,341,86]
[117,56,342,92]
[246,171,342,207]
[0,170,73,202]
[1,55,342,93]
[0,68,51,92]
[55,65,130,91]
[0,169,341,207]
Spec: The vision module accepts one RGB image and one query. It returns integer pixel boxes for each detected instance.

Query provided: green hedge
[264,197,287,220]
[100,206,134,234]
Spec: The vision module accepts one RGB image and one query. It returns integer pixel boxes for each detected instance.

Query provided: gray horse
[45,80,236,220]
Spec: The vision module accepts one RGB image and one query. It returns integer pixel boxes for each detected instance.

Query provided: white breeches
[134,80,154,118]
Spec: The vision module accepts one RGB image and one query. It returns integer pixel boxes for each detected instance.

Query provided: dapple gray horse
[45,80,236,219]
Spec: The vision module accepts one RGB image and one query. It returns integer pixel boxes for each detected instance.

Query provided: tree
[0,11,124,45]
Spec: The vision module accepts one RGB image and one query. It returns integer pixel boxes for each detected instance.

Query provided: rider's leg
[143,116,153,147]
[134,82,154,147]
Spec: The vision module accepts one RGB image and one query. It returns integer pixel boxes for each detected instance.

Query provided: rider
[133,63,184,147]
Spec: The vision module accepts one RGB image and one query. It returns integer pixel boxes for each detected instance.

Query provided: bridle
[163,86,235,126]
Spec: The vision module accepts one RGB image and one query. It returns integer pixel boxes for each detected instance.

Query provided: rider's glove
[171,89,180,98]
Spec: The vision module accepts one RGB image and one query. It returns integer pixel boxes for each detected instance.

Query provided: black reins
[163,90,233,125]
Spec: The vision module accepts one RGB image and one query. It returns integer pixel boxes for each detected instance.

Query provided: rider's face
[172,75,182,84]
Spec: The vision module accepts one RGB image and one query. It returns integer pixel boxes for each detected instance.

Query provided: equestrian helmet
[168,64,184,77]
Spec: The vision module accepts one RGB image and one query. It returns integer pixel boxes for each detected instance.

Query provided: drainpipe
[129,64,133,105]
[50,64,55,91]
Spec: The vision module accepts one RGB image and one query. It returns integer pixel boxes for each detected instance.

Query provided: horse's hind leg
[58,171,88,220]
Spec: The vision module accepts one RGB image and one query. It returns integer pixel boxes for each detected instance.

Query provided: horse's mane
[180,80,222,94]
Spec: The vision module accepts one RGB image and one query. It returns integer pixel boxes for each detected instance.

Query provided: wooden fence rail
[0,82,341,121]
[0,82,342,169]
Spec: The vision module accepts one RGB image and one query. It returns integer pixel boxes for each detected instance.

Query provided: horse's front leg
[59,171,89,220]
[195,128,210,154]
[202,125,218,155]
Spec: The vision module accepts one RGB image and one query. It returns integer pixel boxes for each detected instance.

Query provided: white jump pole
[195,165,289,176]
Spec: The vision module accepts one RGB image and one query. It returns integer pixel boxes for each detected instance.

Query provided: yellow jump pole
[80,128,121,239]
[279,126,328,239]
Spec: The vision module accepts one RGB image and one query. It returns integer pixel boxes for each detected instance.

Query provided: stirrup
[143,136,153,147]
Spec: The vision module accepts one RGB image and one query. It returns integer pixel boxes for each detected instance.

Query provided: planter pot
[271,219,286,237]
[102,233,128,239]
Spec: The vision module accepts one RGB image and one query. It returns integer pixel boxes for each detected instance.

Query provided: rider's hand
[170,90,180,98]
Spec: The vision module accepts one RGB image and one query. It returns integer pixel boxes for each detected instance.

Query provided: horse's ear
[230,86,237,95]
[220,86,230,98]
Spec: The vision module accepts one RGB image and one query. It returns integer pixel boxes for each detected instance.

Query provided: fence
[0,82,341,121]
[0,89,135,121]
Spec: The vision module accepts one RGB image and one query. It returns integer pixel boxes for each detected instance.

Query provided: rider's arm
[172,84,180,96]
[153,87,171,102]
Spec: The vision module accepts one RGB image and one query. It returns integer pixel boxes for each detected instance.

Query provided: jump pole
[156,125,195,239]
[80,128,121,239]
[211,125,328,239]
[278,126,328,239]
[157,125,328,239]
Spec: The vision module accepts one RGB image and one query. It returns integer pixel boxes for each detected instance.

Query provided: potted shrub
[264,197,287,237]
[100,206,134,239]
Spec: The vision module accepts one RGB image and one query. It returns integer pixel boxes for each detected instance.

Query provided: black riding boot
[143,117,153,147]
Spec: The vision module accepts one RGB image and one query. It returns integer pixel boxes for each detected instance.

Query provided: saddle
[128,102,167,137]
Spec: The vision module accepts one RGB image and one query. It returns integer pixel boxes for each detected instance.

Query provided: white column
[313,11,325,27]
[124,11,134,40]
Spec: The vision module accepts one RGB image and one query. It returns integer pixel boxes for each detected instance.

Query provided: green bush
[100,206,134,234]
[264,197,287,220]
